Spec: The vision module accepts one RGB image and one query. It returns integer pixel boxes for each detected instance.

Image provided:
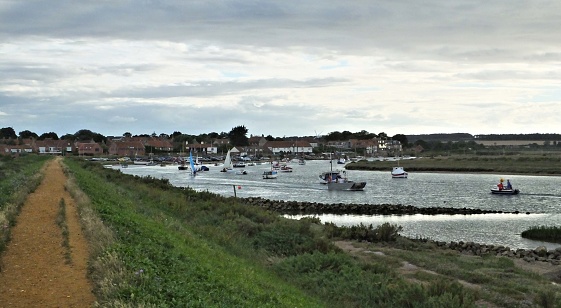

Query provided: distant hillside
[475,133,561,141]
[407,133,561,143]
[406,133,474,143]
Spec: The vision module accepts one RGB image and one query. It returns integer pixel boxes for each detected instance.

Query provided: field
[1,155,561,307]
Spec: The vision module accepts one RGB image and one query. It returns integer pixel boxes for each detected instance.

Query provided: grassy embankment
[1,155,560,306]
[0,155,50,254]
[347,154,561,175]
[60,157,561,307]
[64,158,482,307]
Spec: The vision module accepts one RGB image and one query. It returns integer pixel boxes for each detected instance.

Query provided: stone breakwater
[241,197,561,264]
[429,240,561,265]
[241,197,530,216]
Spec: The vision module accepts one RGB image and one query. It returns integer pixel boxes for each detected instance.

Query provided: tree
[1,127,17,139]
[18,130,38,139]
[60,134,75,140]
[38,132,59,140]
[392,134,408,147]
[123,132,132,138]
[74,129,106,143]
[228,125,249,147]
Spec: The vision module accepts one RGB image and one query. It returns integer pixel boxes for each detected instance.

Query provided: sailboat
[220,149,233,172]
[189,151,198,176]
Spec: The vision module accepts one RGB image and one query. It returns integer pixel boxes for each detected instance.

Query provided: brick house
[107,140,146,157]
[75,140,103,156]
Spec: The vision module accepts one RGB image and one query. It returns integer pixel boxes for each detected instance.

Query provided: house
[349,139,378,155]
[75,141,103,156]
[107,140,145,157]
[144,138,174,152]
[187,142,218,155]
[262,141,313,155]
[248,136,268,147]
[35,139,74,155]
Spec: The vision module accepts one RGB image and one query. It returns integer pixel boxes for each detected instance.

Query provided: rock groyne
[241,197,529,216]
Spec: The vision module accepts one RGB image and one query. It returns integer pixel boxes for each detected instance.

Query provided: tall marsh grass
[521,226,561,243]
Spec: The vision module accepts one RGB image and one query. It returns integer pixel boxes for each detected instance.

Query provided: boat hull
[391,167,408,178]
[491,188,520,195]
[327,181,366,191]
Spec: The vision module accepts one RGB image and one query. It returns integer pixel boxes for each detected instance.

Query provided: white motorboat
[262,170,278,179]
[391,166,408,178]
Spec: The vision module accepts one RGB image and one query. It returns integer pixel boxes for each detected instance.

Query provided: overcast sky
[1,1,560,138]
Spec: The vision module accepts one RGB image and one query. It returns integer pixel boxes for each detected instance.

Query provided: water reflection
[287,213,561,250]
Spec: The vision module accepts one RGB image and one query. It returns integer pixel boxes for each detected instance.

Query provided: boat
[262,170,278,179]
[233,161,246,168]
[491,187,520,195]
[319,160,366,191]
[220,149,234,172]
[391,166,408,178]
[337,158,346,164]
[279,164,293,172]
[236,169,248,175]
[491,179,519,195]
[298,159,306,165]
[189,151,197,176]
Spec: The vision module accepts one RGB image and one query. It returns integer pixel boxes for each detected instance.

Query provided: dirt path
[0,157,95,307]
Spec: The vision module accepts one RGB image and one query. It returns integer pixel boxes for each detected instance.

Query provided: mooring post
[232,184,237,197]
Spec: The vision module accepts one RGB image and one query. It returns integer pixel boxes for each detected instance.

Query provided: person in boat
[506,179,512,190]
[497,179,504,190]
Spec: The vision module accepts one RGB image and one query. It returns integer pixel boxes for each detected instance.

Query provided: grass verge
[0,155,50,254]
[62,157,561,307]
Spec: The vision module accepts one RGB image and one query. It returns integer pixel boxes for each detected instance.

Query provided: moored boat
[233,162,246,168]
[319,161,366,191]
[391,166,408,178]
[262,170,278,179]
[280,164,293,172]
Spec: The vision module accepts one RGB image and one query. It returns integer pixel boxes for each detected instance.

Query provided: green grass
[62,158,489,307]
[56,198,72,264]
[347,154,561,175]
[52,157,561,307]
[377,241,559,307]
[521,226,561,243]
[0,154,50,254]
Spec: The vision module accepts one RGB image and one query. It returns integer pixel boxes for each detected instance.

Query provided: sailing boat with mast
[189,151,198,176]
[220,149,234,172]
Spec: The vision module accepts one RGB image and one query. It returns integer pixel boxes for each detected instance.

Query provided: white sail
[221,149,233,171]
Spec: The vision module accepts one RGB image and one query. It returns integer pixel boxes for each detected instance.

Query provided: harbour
[115,159,561,250]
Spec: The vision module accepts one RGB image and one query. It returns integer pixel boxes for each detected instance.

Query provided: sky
[1,1,560,139]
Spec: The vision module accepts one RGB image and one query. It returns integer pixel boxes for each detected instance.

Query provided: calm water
[115,160,561,250]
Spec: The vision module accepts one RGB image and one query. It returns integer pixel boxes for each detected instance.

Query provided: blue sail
[189,151,196,175]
